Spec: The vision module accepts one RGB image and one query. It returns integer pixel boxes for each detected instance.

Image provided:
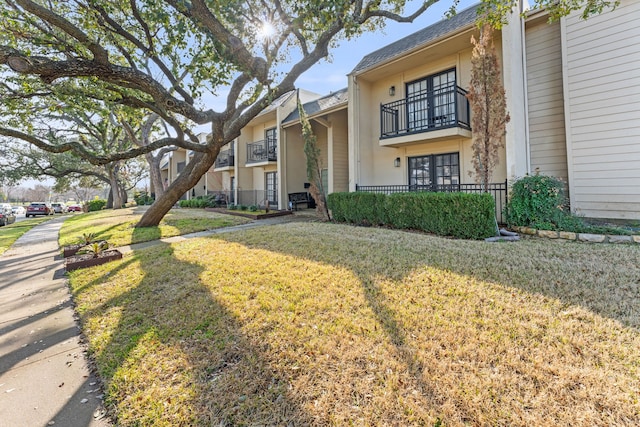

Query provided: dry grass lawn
[59,206,251,248]
[69,222,640,426]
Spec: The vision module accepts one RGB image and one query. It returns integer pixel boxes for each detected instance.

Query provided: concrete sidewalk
[0,217,110,427]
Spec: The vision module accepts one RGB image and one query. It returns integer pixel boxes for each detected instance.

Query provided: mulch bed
[204,208,293,220]
[65,250,123,272]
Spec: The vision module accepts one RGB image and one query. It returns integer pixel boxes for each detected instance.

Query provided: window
[408,152,460,188]
[265,128,277,159]
[176,161,186,174]
[266,172,277,205]
[406,69,456,131]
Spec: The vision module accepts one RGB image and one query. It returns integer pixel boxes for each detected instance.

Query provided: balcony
[214,148,235,170]
[380,85,471,146]
[246,138,277,165]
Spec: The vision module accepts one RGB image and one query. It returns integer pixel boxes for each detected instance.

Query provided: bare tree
[298,99,330,220]
[466,24,510,191]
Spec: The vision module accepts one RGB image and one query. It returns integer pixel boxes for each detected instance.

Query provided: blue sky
[294,0,478,95]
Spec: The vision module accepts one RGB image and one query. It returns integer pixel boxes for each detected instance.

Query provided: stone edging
[511,226,640,244]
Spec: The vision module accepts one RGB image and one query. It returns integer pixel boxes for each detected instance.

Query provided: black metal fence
[247,138,277,164]
[356,180,508,224]
[380,85,471,139]
[206,190,277,208]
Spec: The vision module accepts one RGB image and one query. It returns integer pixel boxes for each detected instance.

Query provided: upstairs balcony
[380,85,471,147]
[214,148,235,170]
[246,138,277,165]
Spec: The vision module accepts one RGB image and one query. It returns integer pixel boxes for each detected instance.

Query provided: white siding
[562,0,640,219]
[525,19,567,180]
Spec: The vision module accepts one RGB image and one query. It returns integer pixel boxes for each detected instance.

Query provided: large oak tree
[0,0,619,226]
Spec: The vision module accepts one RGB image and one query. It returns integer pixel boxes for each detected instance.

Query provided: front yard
[68,222,640,426]
[59,206,251,248]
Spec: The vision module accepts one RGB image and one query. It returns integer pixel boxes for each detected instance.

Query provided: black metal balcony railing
[380,85,470,139]
[215,149,235,168]
[247,138,277,164]
[355,180,507,224]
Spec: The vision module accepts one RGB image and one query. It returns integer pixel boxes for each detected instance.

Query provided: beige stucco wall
[284,123,309,194]
[351,34,507,188]
[170,149,186,182]
[561,0,640,219]
[329,110,349,193]
[525,19,568,180]
[250,120,277,142]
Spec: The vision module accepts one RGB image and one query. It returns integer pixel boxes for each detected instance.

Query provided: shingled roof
[351,3,481,74]
[283,88,348,124]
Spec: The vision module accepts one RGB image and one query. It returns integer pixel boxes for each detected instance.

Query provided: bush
[248,205,259,212]
[239,205,248,211]
[87,199,107,212]
[133,191,154,206]
[180,198,211,208]
[505,175,569,230]
[328,191,496,239]
[227,204,238,210]
[327,192,386,225]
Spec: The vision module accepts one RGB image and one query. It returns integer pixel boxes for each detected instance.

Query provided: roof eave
[281,100,348,128]
[350,22,478,77]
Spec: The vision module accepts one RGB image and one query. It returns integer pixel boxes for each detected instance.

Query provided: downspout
[520,0,531,174]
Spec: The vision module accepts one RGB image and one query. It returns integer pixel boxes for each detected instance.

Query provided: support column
[501,0,530,180]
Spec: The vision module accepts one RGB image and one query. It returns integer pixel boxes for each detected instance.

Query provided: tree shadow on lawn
[218,222,640,331]
[210,222,640,423]
[70,237,311,425]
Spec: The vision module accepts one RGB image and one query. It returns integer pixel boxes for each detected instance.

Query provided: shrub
[327,192,386,225]
[87,199,107,212]
[328,191,496,239]
[248,205,259,212]
[238,205,248,211]
[133,191,154,206]
[505,175,569,229]
[178,198,212,208]
[227,204,238,210]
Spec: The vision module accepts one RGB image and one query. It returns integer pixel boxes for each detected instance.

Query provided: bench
[288,192,313,210]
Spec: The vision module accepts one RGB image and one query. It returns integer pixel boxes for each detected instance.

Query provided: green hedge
[327,192,496,239]
[87,199,107,212]
[179,198,212,208]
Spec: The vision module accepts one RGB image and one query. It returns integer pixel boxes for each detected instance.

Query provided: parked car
[26,202,53,217]
[67,204,82,212]
[0,204,16,226]
[51,202,68,214]
[12,205,25,215]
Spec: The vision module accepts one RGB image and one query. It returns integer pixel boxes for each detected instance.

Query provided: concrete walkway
[118,210,319,254]
[0,217,110,427]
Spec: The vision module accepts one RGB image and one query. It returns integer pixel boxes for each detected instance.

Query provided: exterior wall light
[394,157,401,167]
[389,86,396,96]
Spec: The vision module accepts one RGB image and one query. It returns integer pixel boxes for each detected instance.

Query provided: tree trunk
[107,163,123,209]
[136,149,218,227]
[119,182,128,204]
[146,152,164,200]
